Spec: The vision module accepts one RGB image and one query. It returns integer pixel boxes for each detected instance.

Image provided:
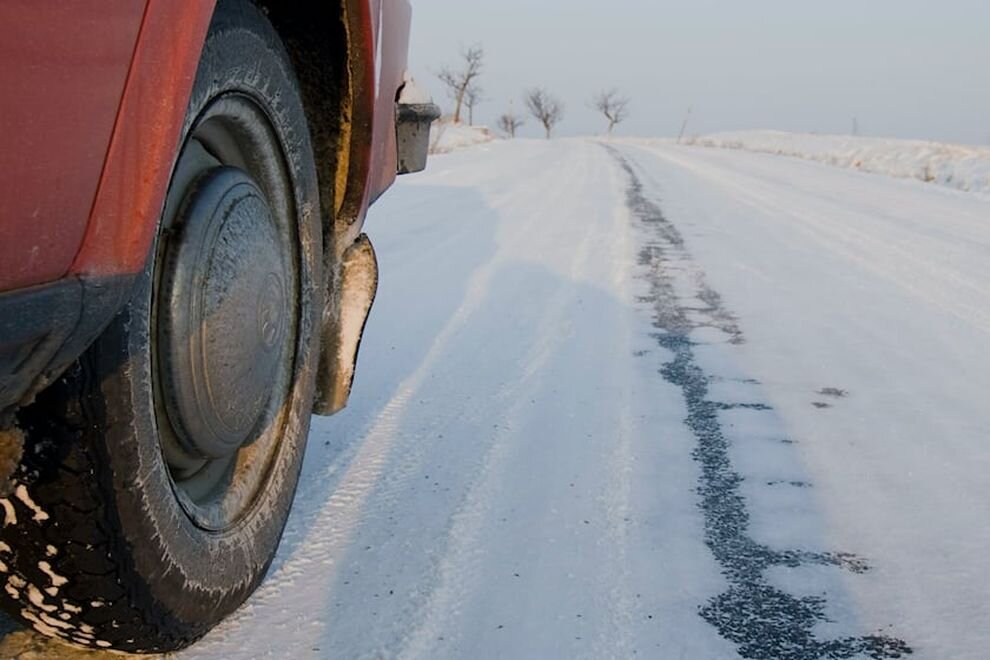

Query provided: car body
[0,3,438,650]
[0,0,436,428]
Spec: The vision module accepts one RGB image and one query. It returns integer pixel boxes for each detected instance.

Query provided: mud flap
[313,234,379,416]
[396,102,441,175]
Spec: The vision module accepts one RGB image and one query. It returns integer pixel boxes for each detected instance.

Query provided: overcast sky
[408,0,990,144]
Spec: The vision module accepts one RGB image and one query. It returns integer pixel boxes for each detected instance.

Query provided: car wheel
[0,0,323,652]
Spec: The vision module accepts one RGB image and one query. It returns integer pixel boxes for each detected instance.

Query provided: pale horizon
[409,0,990,145]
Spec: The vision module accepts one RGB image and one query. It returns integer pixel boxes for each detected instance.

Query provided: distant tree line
[436,44,631,139]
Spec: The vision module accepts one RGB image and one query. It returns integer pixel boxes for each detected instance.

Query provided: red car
[0,0,436,652]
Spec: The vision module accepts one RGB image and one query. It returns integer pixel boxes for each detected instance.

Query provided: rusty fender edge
[0,426,24,496]
[314,234,379,416]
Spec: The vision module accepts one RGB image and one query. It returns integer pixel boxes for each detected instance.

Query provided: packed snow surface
[675,130,990,194]
[2,138,988,659]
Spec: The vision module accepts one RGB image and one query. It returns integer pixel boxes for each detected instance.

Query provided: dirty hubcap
[158,167,289,460]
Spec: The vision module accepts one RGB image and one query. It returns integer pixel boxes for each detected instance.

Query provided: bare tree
[464,83,485,126]
[676,106,693,144]
[437,44,484,124]
[524,88,564,139]
[497,111,524,138]
[591,89,630,136]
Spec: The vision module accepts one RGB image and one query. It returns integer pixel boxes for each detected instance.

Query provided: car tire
[0,0,323,652]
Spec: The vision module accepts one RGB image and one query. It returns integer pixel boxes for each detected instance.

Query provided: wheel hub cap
[158,167,289,460]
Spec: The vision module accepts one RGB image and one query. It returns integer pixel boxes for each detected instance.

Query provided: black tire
[0,1,323,653]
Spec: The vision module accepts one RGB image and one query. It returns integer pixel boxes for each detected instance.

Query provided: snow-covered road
[3,139,988,658]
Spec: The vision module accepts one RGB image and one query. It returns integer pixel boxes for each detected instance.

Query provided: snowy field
[429,120,496,154]
[2,138,988,659]
[674,130,990,195]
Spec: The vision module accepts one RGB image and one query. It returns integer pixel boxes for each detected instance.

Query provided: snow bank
[682,130,990,194]
[429,120,496,155]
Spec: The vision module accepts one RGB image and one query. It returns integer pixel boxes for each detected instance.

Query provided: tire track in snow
[607,145,913,660]
[639,147,990,337]
[187,144,592,659]
[398,145,637,659]
[591,174,639,660]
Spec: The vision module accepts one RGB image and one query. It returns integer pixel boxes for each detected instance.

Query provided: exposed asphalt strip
[605,146,912,660]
